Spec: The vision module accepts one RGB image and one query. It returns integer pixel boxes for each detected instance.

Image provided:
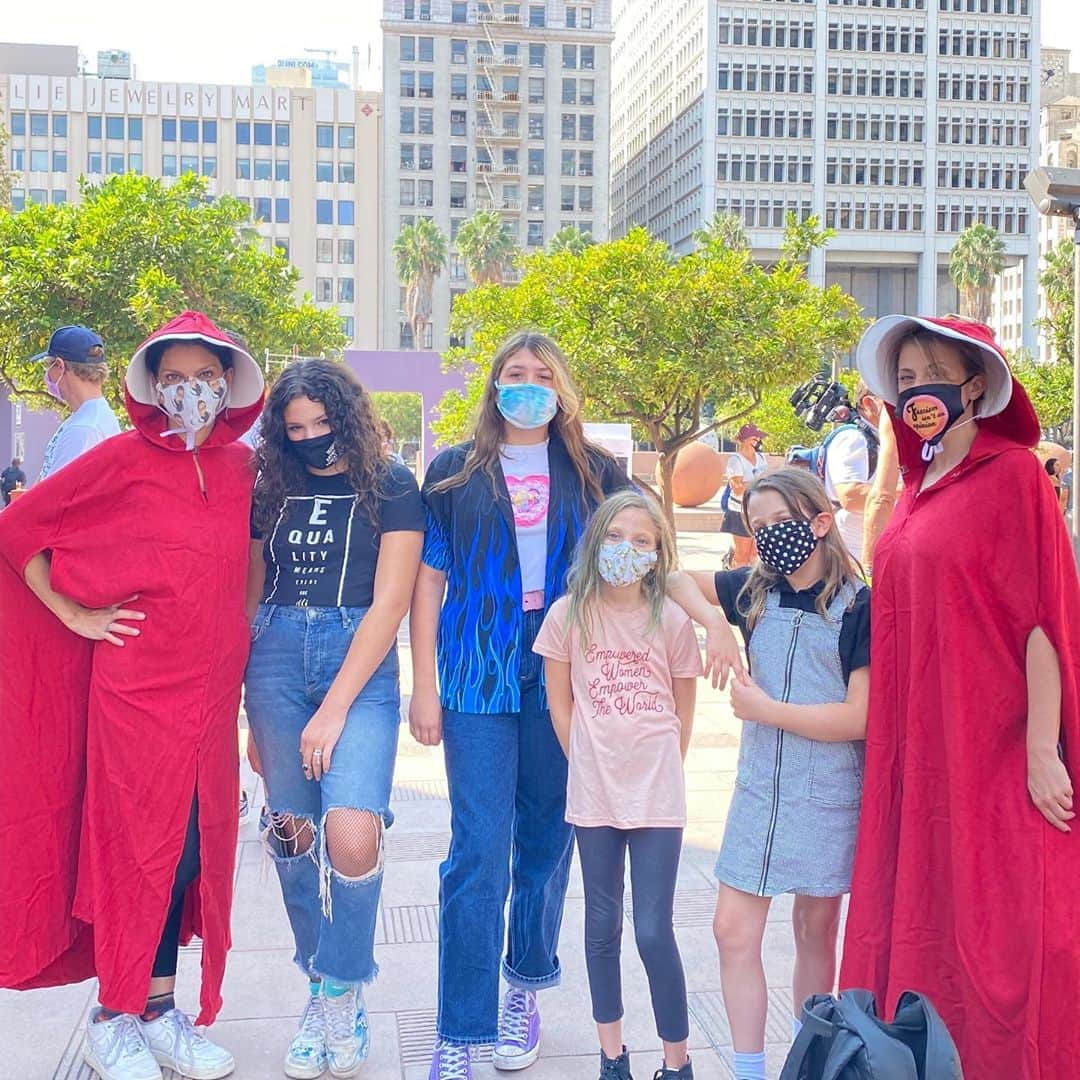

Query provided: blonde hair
[434,330,611,502]
[61,359,109,386]
[738,468,862,629]
[564,489,676,647]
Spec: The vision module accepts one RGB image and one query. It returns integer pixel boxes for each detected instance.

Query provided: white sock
[733,1049,767,1080]
[793,1016,803,1039]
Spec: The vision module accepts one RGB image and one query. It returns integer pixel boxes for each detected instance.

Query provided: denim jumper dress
[716,584,864,897]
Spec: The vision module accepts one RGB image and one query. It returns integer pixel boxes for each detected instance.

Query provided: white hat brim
[855,316,1013,418]
[126,332,264,408]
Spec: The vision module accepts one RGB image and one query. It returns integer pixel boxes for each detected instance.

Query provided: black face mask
[896,376,976,463]
[753,440,764,452]
[287,432,339,470]
[753,519,819,576]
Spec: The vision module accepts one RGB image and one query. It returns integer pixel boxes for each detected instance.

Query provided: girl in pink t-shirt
[533,490,703,1080]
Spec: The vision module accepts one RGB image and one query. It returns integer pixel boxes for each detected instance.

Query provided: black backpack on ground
[780,990,963,1080]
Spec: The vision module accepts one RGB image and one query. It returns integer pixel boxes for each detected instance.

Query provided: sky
[1,0,1078,89]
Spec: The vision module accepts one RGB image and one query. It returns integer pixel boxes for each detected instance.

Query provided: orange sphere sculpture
[658,441,726,508]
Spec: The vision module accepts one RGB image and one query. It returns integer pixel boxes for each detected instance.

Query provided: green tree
[0,173,344,410]
[548,225,595,256]
[741,370,861,455]
[0,120,15,211]
[1035,239,1075,363]
[693,212,750,253]
[370,391,423,446]
[949,223,1006,325]
[1012,350,1073,439]
[392,217,448,348]
[780,213,836,263]
[435,226,864,520]
[456,210,517,284]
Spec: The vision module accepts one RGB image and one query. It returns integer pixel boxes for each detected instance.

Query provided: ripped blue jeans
[244,603,401,985]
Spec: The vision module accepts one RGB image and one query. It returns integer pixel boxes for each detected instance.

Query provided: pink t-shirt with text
[533,595,703,829]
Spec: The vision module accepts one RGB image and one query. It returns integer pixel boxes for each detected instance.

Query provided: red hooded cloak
[0,390,260,1026]
[839,376,1080,1077]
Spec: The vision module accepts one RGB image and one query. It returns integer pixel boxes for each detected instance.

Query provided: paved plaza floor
[2,533,821,1080]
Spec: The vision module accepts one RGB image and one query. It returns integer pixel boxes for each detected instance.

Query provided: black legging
[151,798,201,979]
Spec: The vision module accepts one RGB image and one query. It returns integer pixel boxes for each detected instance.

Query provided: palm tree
[548,225,594,256]
[693,212,750,253]
[392,218,448,348]
[949,223,1006,325]
[455,210,517,285]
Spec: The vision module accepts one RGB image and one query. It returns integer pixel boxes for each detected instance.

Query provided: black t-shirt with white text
[257,462,424,608]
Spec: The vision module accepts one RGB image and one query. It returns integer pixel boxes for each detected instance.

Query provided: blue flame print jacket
[421,436,630,714]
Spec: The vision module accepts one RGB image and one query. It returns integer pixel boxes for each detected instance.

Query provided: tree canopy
[0,173,345,411]
[434,223,864,518]
[949,222,1006,325]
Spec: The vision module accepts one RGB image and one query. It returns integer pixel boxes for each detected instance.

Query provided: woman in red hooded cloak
[839,315,1080,1078]
[0,311,264,1080]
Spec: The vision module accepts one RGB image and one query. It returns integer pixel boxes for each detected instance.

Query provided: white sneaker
[83,1013,162,1080]
[322,984,370,1078]
[139,1008,235,1079]
[285,993,329,1079]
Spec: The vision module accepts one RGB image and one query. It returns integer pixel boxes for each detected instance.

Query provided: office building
[2,45,382,352]
[253,52,355,90]
[381,0,613,349]
[611,0,1042,351]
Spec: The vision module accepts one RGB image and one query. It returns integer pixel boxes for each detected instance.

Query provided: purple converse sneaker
[493,989,540,1071]
[428,1039,473,1080]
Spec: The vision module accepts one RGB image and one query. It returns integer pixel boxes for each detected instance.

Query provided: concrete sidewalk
[3,533,812,1080]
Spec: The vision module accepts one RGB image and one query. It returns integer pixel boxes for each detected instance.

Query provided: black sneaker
[652,1058,693,1080]
[600,1046,633,1080]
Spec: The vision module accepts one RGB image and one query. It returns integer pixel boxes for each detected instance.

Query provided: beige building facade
[2,49,382,349]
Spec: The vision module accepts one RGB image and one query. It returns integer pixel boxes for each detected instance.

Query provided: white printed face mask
[155,376,229,450]
[597,540,658,588]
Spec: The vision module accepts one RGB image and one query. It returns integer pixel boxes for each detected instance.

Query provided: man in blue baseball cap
[33,325,121,480]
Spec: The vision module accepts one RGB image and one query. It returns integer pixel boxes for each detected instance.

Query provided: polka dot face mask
[753,518,819,576]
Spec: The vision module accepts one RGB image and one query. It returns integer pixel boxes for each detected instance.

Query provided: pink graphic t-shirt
[533,595,703,829]
[499,441,550,594]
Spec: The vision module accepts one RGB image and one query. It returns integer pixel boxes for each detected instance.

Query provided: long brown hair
[737,468,862,629]
[433,331,611,502]
[564,490,676,646]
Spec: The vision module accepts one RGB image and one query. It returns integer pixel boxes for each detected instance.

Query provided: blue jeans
[244,603,401,985]
[437,609,573,1043]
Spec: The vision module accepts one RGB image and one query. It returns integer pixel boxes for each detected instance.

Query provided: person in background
[33,326,121,480]
[860,410,900,576]
[1,458,26,505]
[377,419,406,465]
[1045,457,1069,516]
[1063,463,1074,518]
[822,383,882,564]
[722,425,768,569]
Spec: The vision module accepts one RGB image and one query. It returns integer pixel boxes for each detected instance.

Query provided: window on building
[561,185,575,211]
[452,1,468,21]
[317,199,334,223]
[316,278,333,302]
[161,154,176,176]
[450,181,467,208]
[30,113,48,137]
[340,161,356,183]
[52,189,67,205]
[254,158,272,180]
[339,239,355,263]
[401,179,416,206]
[451,74,468,101]
[316,160,334,182]
[529,114,544,139]
[528,184,545,210]
[580,115,594,141]
[317,238,333,262]
[581,46,594,69]
[30,150,48,172]
[530,44,546,67]
[451,145,468,172]
[562,79,577,104]
[561,149,575,175]
[180,154,198,174]
[341,316,355,340]
[53,114,68,137]
[276,159,290,181]
[451,110,467,137]
[53,150,67,172]
[403,70,418,96]
[401,144,416,169]
[196,119,215,144]
[418,144,433,170]
[563,45,577,69]
[201,156,216,177]
[128,153,144,174]
[317,124,334,147]
[106,116,124,140]
[127,117,143,140]
[10,113,26,136]
[276,123,290,147]
[275,198,290,223]
[87,115,102,139]
[10,188,25,211]
[28,188,47,205]
[401,36,416,61]
[338,200,355,225]
[254,197,272,221]
[419,37,435,62]
[561,114,576,139]
[418,179,434,206]
[254,122,272,145]
[566,5,577,26]
[528,148,544,175]
[10,148,24,171]
[181,119,199,143]
[452,38,467,63]
[235,120,250,144]
[339,125,355,148]
[236,158,251,179]
[419,72,434,98]
[527,220,544,246]
[530,5,545,26]
[580,78,595,106]
[338,277,355,302]
[579,186,593,211]
[419,108,434,134]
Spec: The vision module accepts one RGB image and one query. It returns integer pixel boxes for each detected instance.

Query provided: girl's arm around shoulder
[666,570,747,689]
[730,665,868,742]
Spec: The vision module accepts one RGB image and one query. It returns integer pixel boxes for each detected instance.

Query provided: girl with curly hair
[244,360,425,1079]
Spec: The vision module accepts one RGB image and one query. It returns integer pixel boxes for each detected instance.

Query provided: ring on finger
[313,748,323,759]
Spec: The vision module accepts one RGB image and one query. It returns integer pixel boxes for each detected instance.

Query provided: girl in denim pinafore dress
[677,468,869,1080]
